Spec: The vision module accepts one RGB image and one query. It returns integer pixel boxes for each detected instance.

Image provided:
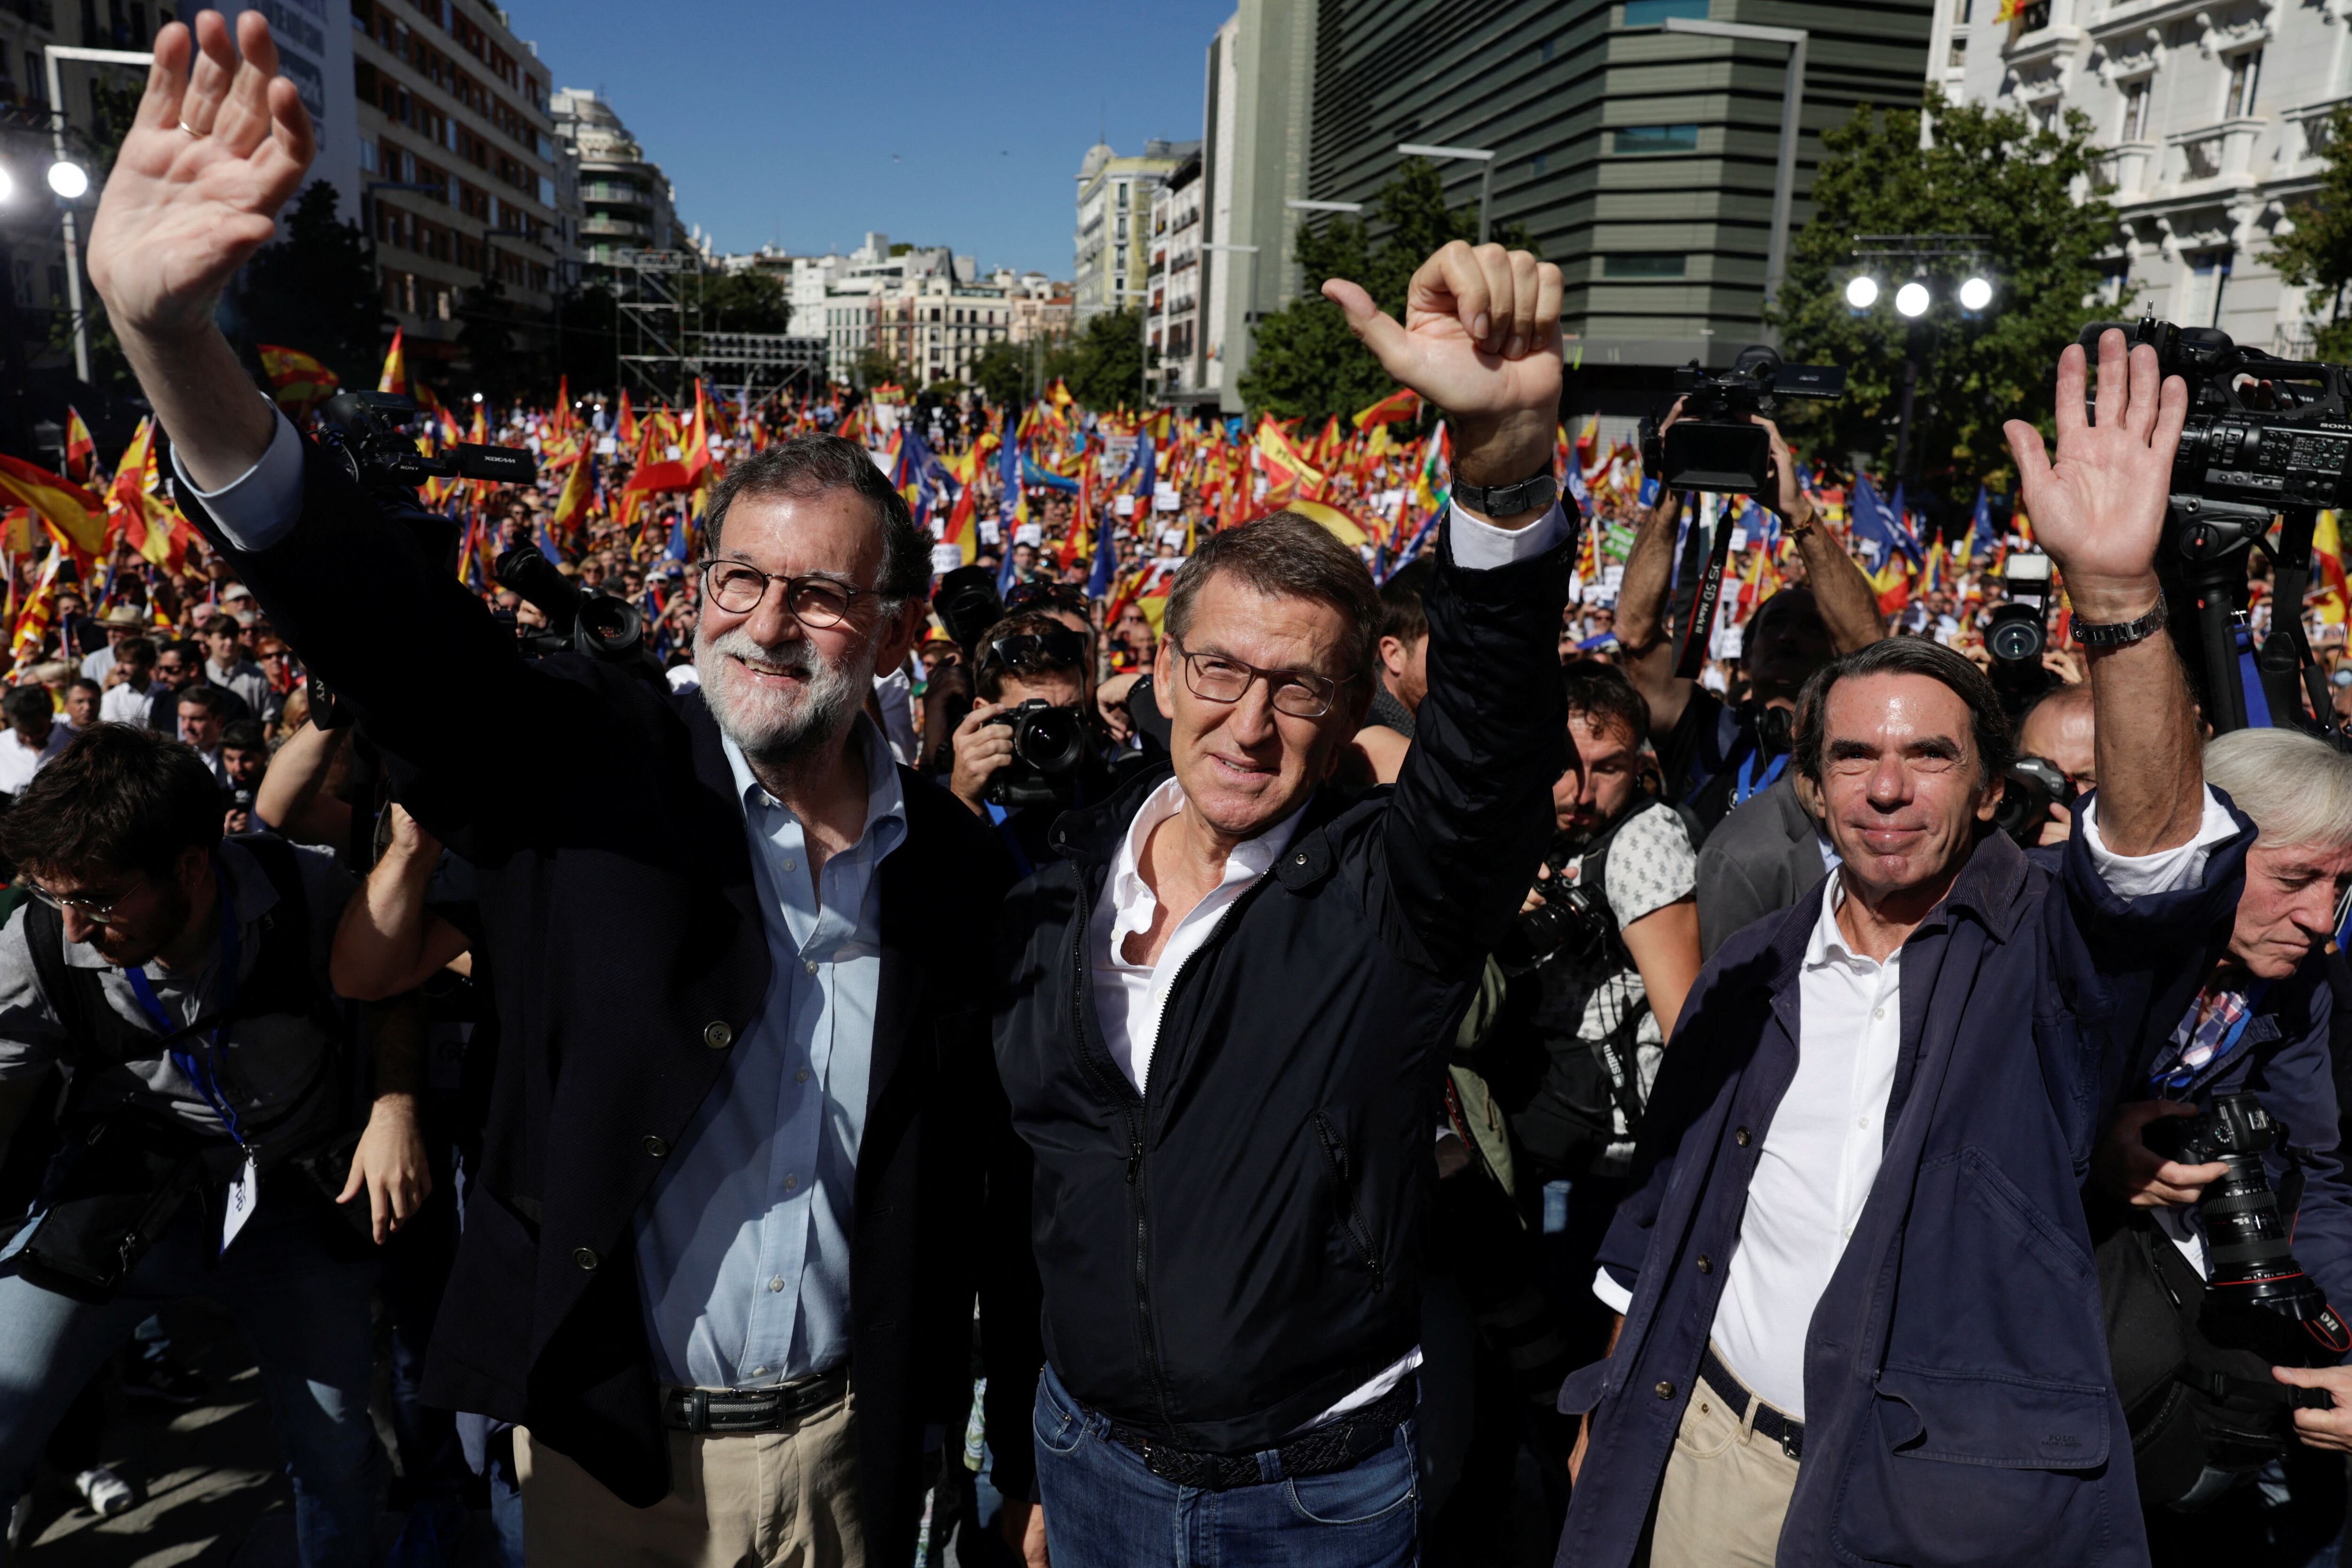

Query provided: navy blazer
[1557,801,2252,1568]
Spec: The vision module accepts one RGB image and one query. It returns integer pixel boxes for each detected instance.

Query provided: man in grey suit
[1692,770,1831,958]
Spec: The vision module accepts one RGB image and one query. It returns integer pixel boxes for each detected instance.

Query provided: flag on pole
[378,327,408,395]
[0,455,105,558]
[1351,388,1420,430]
[259,345,341,417]
[63,407,96,484]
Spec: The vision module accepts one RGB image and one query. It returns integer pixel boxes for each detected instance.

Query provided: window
[2185,249,2233,327]
[1531,153,1548,175]
[1948,34,1966,69]
[2121,79,2150,141]
[1956,0,1972,21]
[1613,124,1699,154]
[1604,254,1686,279]
[1542,37,1555,61]
[2225,48,2261,117]
[1623,0,1708,23]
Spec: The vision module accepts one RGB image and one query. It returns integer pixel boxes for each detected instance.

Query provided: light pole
[1657,18,1808,315]
[1397,143,1497,242]
[45,45,155,385]
[1843,234,1995,481]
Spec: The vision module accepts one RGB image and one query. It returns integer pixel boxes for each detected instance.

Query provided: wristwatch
[1451,471,1558,518]
[2071,592,2168,649]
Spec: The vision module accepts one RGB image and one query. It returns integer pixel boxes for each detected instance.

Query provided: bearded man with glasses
[992,237,1573,1567]
[73,17,1034,1564]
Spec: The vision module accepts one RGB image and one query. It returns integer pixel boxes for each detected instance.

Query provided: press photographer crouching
[2093,727,2352,1563]
[0,724,428,1566]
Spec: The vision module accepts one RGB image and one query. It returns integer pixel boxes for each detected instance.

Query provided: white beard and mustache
[694,621,874,766]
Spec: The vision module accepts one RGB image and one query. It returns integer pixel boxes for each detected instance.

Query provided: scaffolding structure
[615,249,694,406]
[696,333,828,403]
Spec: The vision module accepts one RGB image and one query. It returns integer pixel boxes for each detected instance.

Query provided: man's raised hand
[1323,241,1562,489]
[87,12,314,346]
[2002,329,2186,622]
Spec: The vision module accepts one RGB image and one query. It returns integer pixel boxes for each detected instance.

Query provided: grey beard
[694,623,870,766]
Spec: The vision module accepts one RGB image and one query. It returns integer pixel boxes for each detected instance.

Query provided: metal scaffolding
[615,249,694,406]
[695,333,829,403]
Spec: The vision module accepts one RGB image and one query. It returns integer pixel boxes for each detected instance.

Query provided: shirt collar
[1804,870,1886,974]
[719,713,907,859]
[1107,775,1311,910]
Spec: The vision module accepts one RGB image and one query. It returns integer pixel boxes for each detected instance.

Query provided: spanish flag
[63,407,96,484]
[11,548,62,665]
[552,451,595,539]
[615,388,638,447]
[378,327,408,396]
[0,454,105,557]
[259,344,340,416]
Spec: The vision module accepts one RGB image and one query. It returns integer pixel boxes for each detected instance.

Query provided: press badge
[222,1155,258,1253]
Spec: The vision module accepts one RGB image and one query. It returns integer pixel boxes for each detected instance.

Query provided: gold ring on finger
[179,119,207,138]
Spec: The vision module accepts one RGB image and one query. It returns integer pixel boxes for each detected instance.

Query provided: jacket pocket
[1311,1111,1383,1295]
[1829,1366,2115,1568]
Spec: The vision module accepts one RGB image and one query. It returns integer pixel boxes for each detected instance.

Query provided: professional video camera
[2075,318,2350,737]
[2142,1092,2351,1359]
[493,544,660,679]
[1640,345,1846,495]
[981,698,1092,809]
[1993,755,2074,849]
[318,391,538,496]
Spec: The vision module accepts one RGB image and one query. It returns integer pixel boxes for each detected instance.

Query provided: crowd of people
[8,14,2352,1568]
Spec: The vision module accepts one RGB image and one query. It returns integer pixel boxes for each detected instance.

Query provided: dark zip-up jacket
[993,522,1573,1453]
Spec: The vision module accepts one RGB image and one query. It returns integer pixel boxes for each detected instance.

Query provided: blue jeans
[0,1192,384,1567]
[1032,1363,1420,1568]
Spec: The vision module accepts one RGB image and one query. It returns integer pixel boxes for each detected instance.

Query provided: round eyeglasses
[1171,640,1355,719]
[700,561,874,627]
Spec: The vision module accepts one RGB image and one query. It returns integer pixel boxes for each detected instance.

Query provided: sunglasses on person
[1003,581,1092,616]
[981,628,1090,673]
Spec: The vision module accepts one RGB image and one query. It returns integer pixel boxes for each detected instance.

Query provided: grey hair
[1163,510,1382,684]
[701,434,931,607]
[2204,727,2352,853]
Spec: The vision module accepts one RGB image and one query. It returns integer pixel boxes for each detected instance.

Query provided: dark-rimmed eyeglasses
[1171,640,1356,719]
[700,561,874,627]
[22,876,141,926]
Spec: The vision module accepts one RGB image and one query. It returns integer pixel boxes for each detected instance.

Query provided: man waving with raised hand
[991,240,1575,1567]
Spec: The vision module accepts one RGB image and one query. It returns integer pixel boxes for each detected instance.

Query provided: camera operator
[1614,406,1884,839]
[0,724,428,1566]
[946,611,1138,874]
[2008,682,2095,848]
[1560,331,2252,1568]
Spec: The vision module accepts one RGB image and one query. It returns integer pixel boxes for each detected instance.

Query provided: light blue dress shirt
[632,716,906,1390]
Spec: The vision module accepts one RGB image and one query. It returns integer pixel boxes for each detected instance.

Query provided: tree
[235,180,386,390]
[1061,308,1153,413]
[1772,91,2125,491]
[693,270,791,337]
[853,346,908,390]
[458,275,532,405]
[970,339,1030,408]
[2265,103,2352,361]
[1239,158,1529,424]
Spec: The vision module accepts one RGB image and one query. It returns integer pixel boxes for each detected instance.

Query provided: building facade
[1198,0,1319,414]
[1074,137,1194,321]
[552,85,678,282]
[355,0,571,382]
[872,272,1014,389]
[1151,146,1208,402]
[1933,0,2349,355]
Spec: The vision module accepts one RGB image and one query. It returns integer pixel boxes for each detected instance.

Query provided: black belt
[661,1369,848,1435]
[1104,1376,1416,1492]
[1699,1347,1804,1461]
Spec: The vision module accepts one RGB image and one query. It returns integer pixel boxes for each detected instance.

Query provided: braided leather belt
[661,1369,848,1435]
[1699,1346,1804,1460]
[1104,1377,1416,1492]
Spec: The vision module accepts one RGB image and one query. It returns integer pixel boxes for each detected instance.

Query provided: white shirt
[1594,788,2242,1419]
[99,681,152,727]
[1088,498,1568,1430]
[0,726,67,796]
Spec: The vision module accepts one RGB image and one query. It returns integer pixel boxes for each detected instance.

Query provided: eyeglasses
[983,628,1089,673]
[22,876,141,925]
[700,560,874,626]
[1171,640,1355,719]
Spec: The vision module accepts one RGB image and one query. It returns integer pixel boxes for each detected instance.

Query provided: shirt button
[1858,1114,1871,1130]
[1655,1381,1676,1400]
[795,1068,810,1084]
[642,1135,670,1158]
[1872,1007,1886,1021]
[768,1275,785,1293]
[804,959,819,975]
[703,1020,734,1051]
[781,859,795,872]
[572,1247,599,1272]
[1696,1255,1713,1274]
[751,1366,768,1378]
[783,1173,800,1192]
[1734,1127,1752,1147]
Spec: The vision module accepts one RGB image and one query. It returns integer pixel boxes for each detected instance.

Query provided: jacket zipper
[1313,1111,1385,1293]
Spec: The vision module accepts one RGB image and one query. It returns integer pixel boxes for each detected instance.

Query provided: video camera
[2075,318,2350,736]
[318,392,538,496]
[1640,345,1845,494]
[493,544,660,679]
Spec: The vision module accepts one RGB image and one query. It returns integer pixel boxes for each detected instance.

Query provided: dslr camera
[2143,1092,2352,1356]
[1993,755,2074,849]
[1641,345,1846,494]
[318,391,537,497]
[1503,835,1618,971]
[983,699,1092,809]
[1984,552,2054,666]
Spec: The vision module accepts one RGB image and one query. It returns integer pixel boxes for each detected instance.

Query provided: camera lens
[1015,706,1089,774]
[1985,606,2046,664]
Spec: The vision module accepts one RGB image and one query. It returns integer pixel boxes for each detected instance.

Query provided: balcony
[2165,118,2264,189]
[2282,99,2350,175]
[582,215,648,239]
[2097,139,2155,198]
[2003,0,2086,71]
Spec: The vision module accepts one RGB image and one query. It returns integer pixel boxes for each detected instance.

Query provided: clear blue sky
[515,0,1234,277]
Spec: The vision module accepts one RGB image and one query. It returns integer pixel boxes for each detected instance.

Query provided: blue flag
[1971,485,1996,554]
[1088,506,1119,598]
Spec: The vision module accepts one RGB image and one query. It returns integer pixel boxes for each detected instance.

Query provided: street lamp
[1204,240,1262,399]
[1397,142,1498,242]
[1847,235,1996,480]
[46,160,87,199]
[1957,275,1994,312]
[45,43,157,385]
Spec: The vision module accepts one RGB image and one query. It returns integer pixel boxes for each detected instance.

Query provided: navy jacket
[1557,804,2251,1568]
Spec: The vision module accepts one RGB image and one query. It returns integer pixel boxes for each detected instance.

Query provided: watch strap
[1451,471,1558,518]
[2071,591,2168,649]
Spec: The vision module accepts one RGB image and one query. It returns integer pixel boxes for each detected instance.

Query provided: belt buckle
[684,1388,710,1435]
[1780,1424,1802,1461]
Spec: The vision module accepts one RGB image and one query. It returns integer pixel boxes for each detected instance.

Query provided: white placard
[977,520,1002,545]
[1153,491,1180,512]
[1015,522,1044,545]
[221,1156,257,1254]
[930,544,966,575]
[1114,495,1136,517]
[596,437,617,456]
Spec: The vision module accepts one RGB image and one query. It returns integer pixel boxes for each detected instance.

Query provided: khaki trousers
[1650,1350,1802,1568]
[516,1384,865,1568]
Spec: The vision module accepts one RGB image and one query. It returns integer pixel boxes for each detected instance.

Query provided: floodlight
[1957,275,1994,312]
[47,160,87,200]
[1844,275,1880,310]
[1894,280,1931,318]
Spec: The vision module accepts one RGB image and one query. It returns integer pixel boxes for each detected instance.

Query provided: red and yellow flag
[0,454,105,558]
[1351,388,1420,430]
[259,344,341,416]
[63,407,97,484]
[378,327,408,396]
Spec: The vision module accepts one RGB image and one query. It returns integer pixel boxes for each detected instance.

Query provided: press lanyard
[2147,979,2269,1098]
[1733,748,1789,808]
[124,872,248,1151]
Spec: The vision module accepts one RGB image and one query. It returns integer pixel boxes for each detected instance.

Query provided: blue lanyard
[1734,748,1789,807]
[124,871,247,1150]
[2147,980,2269,1098]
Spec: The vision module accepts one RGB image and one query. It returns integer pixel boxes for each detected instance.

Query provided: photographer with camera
[82,18,1036,1567]
[1560,330,2253,1568]
[1615,405,1884,841]
[2085,727,2352,1560]
[2000,682,2095,849]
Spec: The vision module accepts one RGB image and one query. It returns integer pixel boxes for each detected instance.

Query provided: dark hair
[118,636,157,668]
[1164,510,1382,684]
[702,435,930,607]
[0,724,224,878]
[220,719,268,754]
[176,685,230,719]
[66,677,100,700]
[160,640,200,665]
[1792,637,2014,787]
[973,610,1089,701]
[1560,658,1650,745]
[3,685,52,729]
[1378,557,1431,648]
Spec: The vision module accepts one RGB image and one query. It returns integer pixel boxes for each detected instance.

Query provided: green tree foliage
[1773,92,2123,489]
[1061,309,1153,413]
[554,284,620,396]
[970,339,1030,408]
[458,276,531,405]
[2265,103,2352,361]
[693,270,792,337]
[853,347,908,390]
[1239,158,1529,425]
[235,181,387,390]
